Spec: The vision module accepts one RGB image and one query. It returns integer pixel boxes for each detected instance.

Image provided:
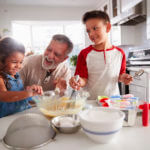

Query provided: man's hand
[54,78,67,94]
[119,73,133,85]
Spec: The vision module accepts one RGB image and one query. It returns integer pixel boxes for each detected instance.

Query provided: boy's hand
[119,73,133,85]
[26,85,43,96]
[69,76,87,90]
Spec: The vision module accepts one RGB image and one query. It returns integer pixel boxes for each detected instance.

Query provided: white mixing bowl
[79,107,125,143]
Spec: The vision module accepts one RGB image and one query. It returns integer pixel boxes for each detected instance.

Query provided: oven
[125,47,150,102]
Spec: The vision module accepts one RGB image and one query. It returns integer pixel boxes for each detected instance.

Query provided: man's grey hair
[52,34,73,54]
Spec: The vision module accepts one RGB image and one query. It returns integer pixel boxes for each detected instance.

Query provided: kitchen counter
[0,103,150,150]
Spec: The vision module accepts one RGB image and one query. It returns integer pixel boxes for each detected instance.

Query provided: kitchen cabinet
[147,0,150,39]
[110,0,120,18]
[120,0,143,12]
[99,0,144,21]
[110,0,145,25]
[98,0,110,16]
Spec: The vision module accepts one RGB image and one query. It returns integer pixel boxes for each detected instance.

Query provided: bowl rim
[78,107,125,124]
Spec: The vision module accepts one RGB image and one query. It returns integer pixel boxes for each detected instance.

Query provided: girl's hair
[0,37,25,64]
[82,10,110,24]
[0,37,25,89]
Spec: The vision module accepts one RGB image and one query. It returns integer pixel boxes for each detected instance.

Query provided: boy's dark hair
[82,10,110,24]
[0,37,25,89]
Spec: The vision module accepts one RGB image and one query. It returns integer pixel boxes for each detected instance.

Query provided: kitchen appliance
[118,45,135,95]
[111,0,146,25]
[126,46,150,102]
[117,45,150,102]
[127,47,150,66]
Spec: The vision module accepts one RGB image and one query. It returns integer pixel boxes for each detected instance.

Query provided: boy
[69,10,132,99]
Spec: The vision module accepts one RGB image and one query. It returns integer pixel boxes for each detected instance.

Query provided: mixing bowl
[79,107,125,143]
[33,91,88,117]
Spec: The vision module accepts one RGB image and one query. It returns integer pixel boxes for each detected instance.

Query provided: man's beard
[42,55,58,70]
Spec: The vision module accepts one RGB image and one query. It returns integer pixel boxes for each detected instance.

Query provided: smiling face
[42,40,69,70]
[4,52,24,77]
[85,18,111,46]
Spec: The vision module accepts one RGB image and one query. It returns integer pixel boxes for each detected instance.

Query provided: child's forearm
[0,91,32,102]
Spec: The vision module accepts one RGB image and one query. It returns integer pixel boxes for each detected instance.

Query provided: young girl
[0,37,43,118]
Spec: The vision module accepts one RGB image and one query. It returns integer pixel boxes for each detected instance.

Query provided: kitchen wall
[120,26,136,45]
[1,4,149,48]
[134,21,150,46]
[0,4,95,46]
[120,21,150,47]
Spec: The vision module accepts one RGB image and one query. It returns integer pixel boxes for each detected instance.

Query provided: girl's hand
[26,85,43,96]
[119,73,133,85]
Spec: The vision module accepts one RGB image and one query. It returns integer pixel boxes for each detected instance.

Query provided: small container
[109,96,139,127]
[122,109,137,126]
[98,95,139,127]
[51,115,81,134]
[139,102,150,126]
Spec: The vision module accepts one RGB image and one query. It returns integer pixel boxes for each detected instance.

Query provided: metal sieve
[2,113,56,150]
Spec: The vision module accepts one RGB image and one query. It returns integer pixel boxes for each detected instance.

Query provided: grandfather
[20,34,73,92]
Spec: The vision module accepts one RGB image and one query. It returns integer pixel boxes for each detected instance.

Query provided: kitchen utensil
[51,115,81,134]
[33,90,88,117]
[79,107,125,143]
[68,75,80,109]
[133,69,144,79]
[2,113,56,150]
[70,75,80,99]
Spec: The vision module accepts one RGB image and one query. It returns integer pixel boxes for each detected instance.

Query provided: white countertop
[0,102,150,150]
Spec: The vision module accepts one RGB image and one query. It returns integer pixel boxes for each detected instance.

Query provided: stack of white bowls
[79,107,125,143]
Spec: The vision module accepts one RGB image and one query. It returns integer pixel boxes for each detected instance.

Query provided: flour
[59,117,74,127]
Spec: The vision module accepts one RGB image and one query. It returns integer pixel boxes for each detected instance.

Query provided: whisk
[66,75,80,109]
[133,69,144,79]
[70,75,80,99]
